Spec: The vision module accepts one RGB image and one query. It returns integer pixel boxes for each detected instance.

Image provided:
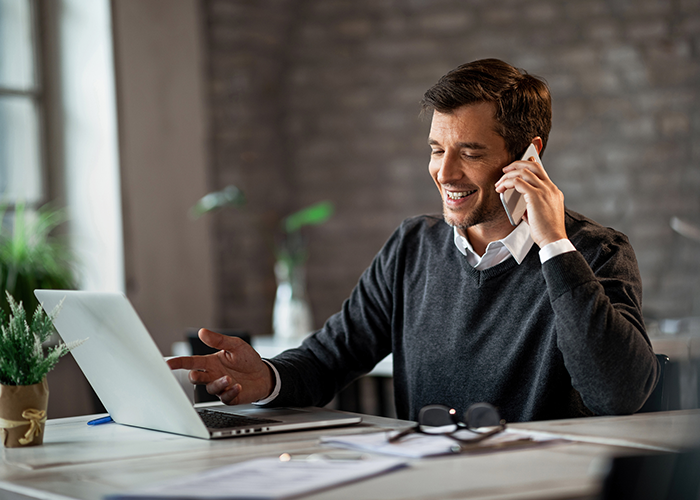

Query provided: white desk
[1,409,699,500]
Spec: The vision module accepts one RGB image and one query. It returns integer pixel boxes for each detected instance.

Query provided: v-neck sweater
[268,210,659,422]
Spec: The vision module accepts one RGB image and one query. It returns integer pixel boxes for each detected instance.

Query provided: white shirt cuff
[253,359,281,406]
[539,238,576,263]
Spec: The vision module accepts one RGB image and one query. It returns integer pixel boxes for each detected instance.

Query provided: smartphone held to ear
[500,143,543,226]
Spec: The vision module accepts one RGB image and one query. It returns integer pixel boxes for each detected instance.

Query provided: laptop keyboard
[197,408,281,429]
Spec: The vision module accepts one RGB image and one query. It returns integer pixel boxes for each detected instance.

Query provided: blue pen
[87,416,113,426]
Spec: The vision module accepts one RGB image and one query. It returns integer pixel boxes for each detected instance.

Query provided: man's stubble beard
[443,200,505,232]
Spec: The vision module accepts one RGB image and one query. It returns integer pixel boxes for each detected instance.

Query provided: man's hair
[421,58,552,159]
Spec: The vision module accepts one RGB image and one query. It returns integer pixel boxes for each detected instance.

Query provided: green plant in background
[191,186,335,339]
[190,185,246,219]
[190,185,335,265]
[0,203,77,318]
[273,201,334,340]
[276,201,335,270]
[0,292,79,386]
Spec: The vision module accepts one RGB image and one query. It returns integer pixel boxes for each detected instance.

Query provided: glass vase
[273,260,313,342]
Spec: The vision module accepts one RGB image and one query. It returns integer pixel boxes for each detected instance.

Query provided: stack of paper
[321,428,565,458]
[107,456,407,500]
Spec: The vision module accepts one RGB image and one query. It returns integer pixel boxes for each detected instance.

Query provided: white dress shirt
[453,221,576,269]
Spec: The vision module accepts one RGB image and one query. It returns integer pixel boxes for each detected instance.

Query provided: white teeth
[446,190,474,200]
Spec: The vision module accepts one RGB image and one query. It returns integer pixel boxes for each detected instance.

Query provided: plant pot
[0,378,49,448]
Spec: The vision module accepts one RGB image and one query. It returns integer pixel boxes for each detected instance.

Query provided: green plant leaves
[190,185,335,270]
[0,292,69,386]
[0,203,76,317]
[190,185,246,218]
[283,201,334,234]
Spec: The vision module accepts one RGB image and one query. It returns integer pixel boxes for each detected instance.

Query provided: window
[0,0,43,204]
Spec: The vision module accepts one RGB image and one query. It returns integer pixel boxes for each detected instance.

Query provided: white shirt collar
[453,221,535,270]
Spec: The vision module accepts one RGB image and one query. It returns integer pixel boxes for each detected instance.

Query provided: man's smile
[446,189,477,200]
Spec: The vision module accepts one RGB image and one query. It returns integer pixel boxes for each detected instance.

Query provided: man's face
[428,102,512,236]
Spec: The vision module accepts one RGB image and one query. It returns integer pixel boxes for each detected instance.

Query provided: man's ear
[532,137,544,155]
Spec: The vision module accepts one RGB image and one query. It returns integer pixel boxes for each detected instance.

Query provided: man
[168,59,659,423]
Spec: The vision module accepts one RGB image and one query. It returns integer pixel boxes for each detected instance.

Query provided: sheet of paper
[107,456,408,500]
[321,428,566,458]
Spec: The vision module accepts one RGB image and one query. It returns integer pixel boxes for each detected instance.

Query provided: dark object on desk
[637,354,670,413]
[600,448,700,500]
[389,402,505,445]
[186,328,251,404]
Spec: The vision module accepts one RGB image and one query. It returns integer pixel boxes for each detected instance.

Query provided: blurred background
[1,0,698,417]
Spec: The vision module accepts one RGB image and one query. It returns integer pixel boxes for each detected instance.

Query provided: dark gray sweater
[268,210,659,422]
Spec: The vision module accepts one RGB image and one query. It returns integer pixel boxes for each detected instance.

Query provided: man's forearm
[543,250,658,415]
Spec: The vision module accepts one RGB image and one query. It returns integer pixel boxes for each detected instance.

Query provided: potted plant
[0,202,77,319]
[0,292,78,447]
[272,201,334,341]
[191,186,334,340]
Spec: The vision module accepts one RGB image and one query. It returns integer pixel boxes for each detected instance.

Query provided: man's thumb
[198,328,245,351]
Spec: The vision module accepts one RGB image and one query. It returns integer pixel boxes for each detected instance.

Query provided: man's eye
[464,153,482,160]
[430,150,444,156]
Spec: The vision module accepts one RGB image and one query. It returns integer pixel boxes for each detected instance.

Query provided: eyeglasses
[388,402,506,445]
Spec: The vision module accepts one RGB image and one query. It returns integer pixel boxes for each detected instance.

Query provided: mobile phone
[500,143,543,226]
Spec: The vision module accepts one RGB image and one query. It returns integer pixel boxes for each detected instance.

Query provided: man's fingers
[203,375,243,405]
[206,375,231,393]
[166,356,211,371]
[166,328,270,405]
[166,357,182,370]
[188,369,222,385]
[496,170,540,194]
[198,328,246,352]
[511,156,550,181]
[218,385,242,405]
[206,375,239,397]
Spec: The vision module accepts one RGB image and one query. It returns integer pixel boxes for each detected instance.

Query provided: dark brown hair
[421,59,552,159]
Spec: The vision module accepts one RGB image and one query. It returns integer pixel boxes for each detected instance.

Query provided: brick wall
[203,0,700,336]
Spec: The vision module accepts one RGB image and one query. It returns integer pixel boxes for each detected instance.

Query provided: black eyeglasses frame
[388,402,506,446]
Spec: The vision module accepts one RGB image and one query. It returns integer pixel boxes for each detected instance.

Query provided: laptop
[34,290,361,439]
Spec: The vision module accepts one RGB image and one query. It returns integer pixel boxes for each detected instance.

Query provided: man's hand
[495,150,567,248]
[166,329,274,405]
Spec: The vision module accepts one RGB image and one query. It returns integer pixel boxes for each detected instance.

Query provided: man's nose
[437,152,463,185]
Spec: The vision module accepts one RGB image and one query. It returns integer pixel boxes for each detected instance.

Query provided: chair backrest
[637,354,670,413]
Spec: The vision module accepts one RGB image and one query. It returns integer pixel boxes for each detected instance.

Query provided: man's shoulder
[377,214,451,257]
[400,214,446,229]
[564,209,634,258]
[395,214,451,240]
[565,209,629,241]
[371,214,452,276]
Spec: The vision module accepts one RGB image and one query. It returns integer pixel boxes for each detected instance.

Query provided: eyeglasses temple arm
[387,424,419,443]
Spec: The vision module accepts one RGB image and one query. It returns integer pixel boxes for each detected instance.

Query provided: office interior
[2,0,699,422]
